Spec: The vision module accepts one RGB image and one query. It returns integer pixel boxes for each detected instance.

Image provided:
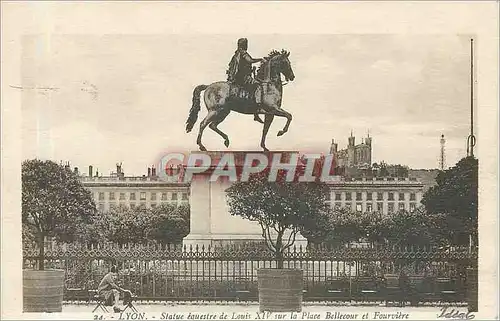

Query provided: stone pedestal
[183,151,307,248]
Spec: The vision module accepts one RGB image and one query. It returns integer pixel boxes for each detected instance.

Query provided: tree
[361,211,392,246]
[225,168,330,268]
[148,204,190,244]
[322,209,366,247]
[310,208,444,248]
[422,156,478,246]
[93,205,150,244]
[384,208,439,247]
[378,163,390,177]
[309,210,391,248]
[22,159,97,270]
[87,203,190,245]
[391,164,409,178]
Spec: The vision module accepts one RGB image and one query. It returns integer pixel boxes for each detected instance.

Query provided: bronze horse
[185,50,295,151]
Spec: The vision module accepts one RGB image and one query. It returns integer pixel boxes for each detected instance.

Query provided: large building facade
[325,177,424,215]
[79,164,189,212]
[78,160,425,217]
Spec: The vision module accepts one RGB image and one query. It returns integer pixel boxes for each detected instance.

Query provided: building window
[356,203,362,212]
[377,193,383,201]
[345,203,351,211]
[130,192,136,200]
[119,193,125,200]
[366,203,373,212]
[151,192,157,201]
[410,193,416,201]
[388,192,394,201]
[345,193,352,201]
[162,193,168,201]
[388,203,394,213]
[399,193,405,201]
[171,193,178,201]
[98,203,105,212]
[326,193,331,201]
[356,193,362,201]
[109,192,115,200]
[335,193,341,201]
[367,193,372,201]
[399,203,405,211]
[139,203,146,209]
[182,193,188,200]
[151,203,157,208]
[410,203,416,212]
[130,204,136,210]
[377,202,383,212]
[334,203,341,210]
[98,192,105,201]
[140,192,146,201]
[109,204,116,211]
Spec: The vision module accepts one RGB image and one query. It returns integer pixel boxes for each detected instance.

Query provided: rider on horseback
[226,38,265,123]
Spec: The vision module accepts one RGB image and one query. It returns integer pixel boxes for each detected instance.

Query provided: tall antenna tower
[439,134,446,170]
[467,38,476,157]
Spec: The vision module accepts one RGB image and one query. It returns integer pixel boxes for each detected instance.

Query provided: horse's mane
[256,50,286,81]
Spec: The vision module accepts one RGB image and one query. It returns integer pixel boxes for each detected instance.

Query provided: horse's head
[257,49,295,82]
[277,49,295,82]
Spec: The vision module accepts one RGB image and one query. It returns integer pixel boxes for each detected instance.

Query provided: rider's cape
[226,50,242,82]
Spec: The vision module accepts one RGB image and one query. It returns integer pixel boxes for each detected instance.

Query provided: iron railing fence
[23,242,477,303]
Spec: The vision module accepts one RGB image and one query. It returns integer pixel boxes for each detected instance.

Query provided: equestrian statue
[185,38,295,151]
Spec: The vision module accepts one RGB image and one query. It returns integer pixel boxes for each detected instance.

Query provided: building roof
[80,176,189,188]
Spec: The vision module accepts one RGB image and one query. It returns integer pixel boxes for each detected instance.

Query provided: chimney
[96,168,99,177]
[152,165,156,177]
[74,167,79,175]
[89,165,93,178]
[147,167,151,177]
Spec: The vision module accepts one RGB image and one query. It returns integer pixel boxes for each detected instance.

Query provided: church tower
[347,130,355,167]
[348,130,355,147]
[330,139,338,154]
[365,131,372,166]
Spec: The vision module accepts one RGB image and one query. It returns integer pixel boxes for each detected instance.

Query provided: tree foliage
[384,208,444,246]
[87,203,190,245]
[309,207,447,248]
[225,167,330,268]
[148,203,190,244]
[22,159,97,270]
[422,156,478,246]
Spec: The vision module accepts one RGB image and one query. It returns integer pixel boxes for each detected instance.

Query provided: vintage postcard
[1,1,498,320]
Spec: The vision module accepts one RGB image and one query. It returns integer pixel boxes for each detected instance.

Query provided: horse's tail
[186,84,208,133]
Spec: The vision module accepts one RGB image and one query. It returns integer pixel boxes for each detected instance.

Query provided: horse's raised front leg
[209,109,231,147]
[270,108,292,136]
[260,114,274,151]
[196,110,217,151]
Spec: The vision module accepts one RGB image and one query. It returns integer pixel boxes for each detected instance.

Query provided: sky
[21,34,473,176]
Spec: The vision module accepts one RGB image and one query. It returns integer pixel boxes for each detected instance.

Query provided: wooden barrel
[257,268,303,312]
[466,267,478,312]
[23,269,65,312]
